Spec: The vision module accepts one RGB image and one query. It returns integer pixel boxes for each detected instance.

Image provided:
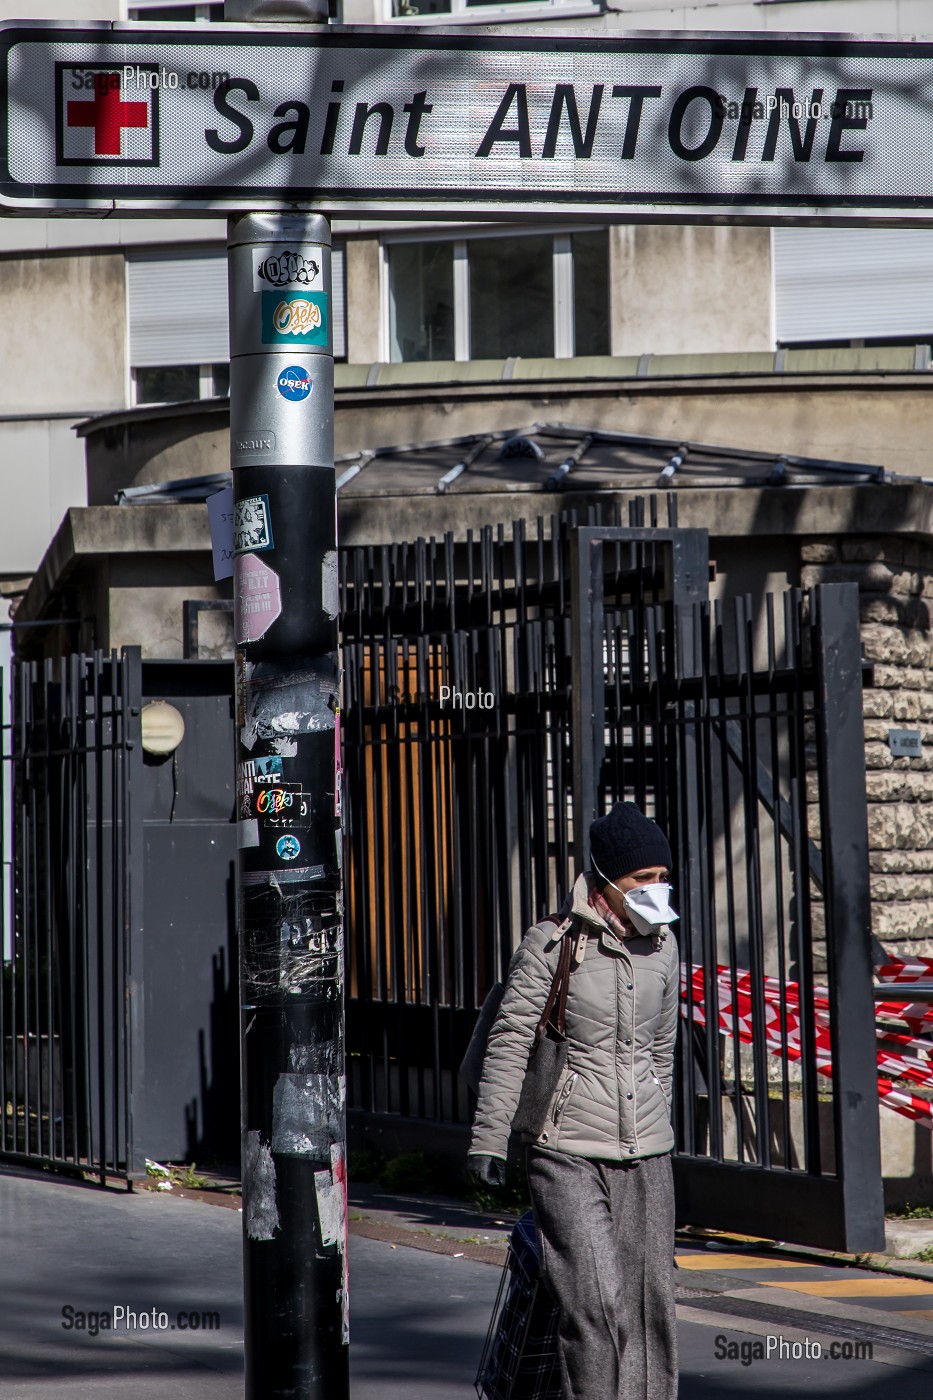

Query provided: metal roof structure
[110,422,911,506]
[332,423,894,499]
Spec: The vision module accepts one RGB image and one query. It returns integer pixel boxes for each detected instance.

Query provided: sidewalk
[3,1162,933,1398]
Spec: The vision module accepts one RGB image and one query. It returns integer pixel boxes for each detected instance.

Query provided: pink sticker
[235,552,283,644]
[334,710,342,820]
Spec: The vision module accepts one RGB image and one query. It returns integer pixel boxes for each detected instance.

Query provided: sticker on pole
[276,366,313,402]
[235,552,282,643]
[262,292,328,347]
[234,493,274,554]
[252,248,322,292]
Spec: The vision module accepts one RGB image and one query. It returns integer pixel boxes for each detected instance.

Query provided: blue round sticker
[276,366,312,402]
[276,834,301,861]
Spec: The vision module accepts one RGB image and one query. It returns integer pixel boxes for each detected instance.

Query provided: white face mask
[592,859,678,936]
[621,883,679,937]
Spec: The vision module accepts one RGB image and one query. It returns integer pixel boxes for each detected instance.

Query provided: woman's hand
[467,1153,507,1187]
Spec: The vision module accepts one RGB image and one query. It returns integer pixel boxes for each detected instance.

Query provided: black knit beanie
[589,802,672,883]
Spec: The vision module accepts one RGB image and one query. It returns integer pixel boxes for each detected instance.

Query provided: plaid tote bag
[477,1212,562,1400]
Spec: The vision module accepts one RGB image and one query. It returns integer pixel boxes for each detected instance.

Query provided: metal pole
[228,202,346,1394]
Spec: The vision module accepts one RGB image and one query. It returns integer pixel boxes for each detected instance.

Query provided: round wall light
[141,700,186,756]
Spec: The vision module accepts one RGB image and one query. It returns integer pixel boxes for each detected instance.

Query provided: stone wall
[801,535,933,960]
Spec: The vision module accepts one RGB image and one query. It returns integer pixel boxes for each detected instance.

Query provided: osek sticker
[262,291,328,347]
[275,365,313,402]
[252,247,322,292]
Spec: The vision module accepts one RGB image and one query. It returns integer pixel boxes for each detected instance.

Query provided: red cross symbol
[67,73,149,157]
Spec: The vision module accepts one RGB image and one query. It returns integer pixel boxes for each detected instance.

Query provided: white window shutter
[774,229,933,344]
[128,249,229,367]
[331,242,346,360]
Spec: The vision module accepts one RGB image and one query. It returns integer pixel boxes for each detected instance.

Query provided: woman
[468,801,680,1400]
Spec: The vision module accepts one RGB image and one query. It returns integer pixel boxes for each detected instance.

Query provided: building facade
[4,0,933,964]
[2,0,932,578]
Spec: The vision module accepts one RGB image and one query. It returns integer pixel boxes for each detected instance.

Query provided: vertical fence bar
[697,602,724,1162]
[39,658,55,1164]
[787,591,821,1175]
[712,605,745,1164]
[92,652,107,1184]
[122,648,145,1179]
[570,531,605,862]
[736,596,771,1170]
[812,583,885,1252]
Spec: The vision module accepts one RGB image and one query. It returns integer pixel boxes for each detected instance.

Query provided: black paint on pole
[229,210,348,1399]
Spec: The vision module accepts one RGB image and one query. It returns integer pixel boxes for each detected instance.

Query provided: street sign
[5,21,933,222]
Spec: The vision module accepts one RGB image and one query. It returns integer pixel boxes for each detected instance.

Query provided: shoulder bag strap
[552,932,573,1035]
[535,925,574,1041]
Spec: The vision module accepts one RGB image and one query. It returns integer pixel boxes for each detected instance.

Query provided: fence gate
[571,528,884,1253]
[0,651,143,1182]
[342,504,885,1254]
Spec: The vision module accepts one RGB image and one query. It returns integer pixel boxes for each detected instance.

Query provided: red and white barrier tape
[681,955,933,1126]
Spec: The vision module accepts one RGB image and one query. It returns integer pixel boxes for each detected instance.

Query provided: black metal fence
[0,508,883,1248]
[0,651,142,1182]
[339,500,700,1124]
[341,510,883,1252]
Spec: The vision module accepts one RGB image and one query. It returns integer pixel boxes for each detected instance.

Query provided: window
[572,231,611,360]
[469,235,554,360]
[135,364,229,405]
[128,243,346,404]
[129,0,340,17]
[388,243,455,362]
[386,230,609,362]
[128,3,223,19]
[390,0,598,20]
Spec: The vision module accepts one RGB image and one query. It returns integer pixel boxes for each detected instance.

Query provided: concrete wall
[601,0,921,33]
[610,227,773,357]
[0,420,88,575]
[345,237,382,366]
[108,576,231,660]
[0,249,126,572]
[0,252,125,416]
[330,373,933,481]
[82,402,229,506]
[5,0,121,17]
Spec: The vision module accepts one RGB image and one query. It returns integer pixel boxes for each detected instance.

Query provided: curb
[348,1216,506,1266]
[677,1228,933,1284]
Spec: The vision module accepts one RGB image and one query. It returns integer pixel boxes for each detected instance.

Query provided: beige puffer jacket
[470,872,680,1163]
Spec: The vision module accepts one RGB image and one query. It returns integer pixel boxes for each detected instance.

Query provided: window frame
[384,0,603,25]
[381,224,607,364]
[128,2,222,19]
[132,362,229,407]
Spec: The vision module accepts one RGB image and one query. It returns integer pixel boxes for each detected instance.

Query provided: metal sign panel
[5,22,933,221]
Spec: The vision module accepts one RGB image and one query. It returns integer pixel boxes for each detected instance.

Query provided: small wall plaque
[888,728,922,757]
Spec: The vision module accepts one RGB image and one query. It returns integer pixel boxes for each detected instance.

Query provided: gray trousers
[526,1146,678,1400]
